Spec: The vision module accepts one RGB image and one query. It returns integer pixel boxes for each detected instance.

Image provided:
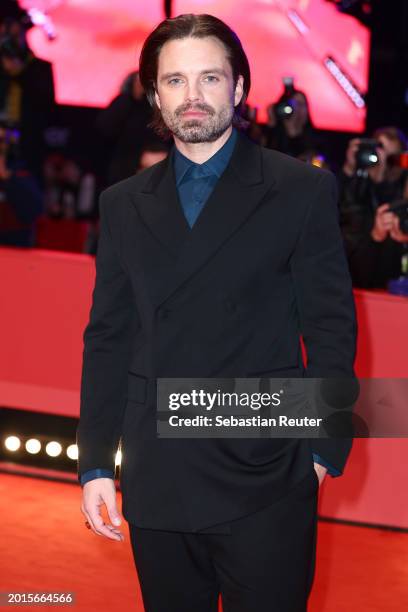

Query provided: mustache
[175,103,215,117]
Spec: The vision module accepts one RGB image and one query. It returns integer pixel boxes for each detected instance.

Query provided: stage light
[4,436,21,452]
[66,444,78,460]
[25,439,42,454]
[115,450,122,467]
[45,441,62,457]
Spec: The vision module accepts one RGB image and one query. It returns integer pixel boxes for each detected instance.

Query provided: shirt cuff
[312,453,341,477]
[80,468,115,486]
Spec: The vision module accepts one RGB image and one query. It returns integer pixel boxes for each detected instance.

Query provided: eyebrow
[159,68,228,82]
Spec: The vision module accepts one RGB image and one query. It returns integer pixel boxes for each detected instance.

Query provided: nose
[185,80,203,104]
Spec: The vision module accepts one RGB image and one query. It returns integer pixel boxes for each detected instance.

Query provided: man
[77,14,357,612]
[0,16,55,178]
[95,71,158,185]
[0,121,42,246]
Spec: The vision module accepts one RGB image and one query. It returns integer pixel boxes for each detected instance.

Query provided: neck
[173,125,233,164]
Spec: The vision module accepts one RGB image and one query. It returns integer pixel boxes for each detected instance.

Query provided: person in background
[43,153,97,220]
[95,70,161,185]
[0,121,43,247]
[338,126,408,288]
[137,140,169,172]
[265,89,318,159]
[0,15,55,178]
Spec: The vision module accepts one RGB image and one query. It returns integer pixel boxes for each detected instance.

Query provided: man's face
[154,36,243,143]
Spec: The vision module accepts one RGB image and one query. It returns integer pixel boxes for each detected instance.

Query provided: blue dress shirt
[79,127,338,485]
[173,126,238,227]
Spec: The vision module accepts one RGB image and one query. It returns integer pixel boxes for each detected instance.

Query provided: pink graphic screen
[19,0,370,132]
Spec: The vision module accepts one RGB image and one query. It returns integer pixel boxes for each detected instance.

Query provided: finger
[81,501,99,534]
[106,504,122,528]
[92,514,123,540]
[105,524,125,540]
[83,509,100,536]
[87,508,123,540]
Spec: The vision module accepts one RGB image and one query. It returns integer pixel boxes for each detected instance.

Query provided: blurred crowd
[0,14,407,291]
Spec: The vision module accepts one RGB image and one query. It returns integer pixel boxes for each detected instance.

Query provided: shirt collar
[173,127,238,186]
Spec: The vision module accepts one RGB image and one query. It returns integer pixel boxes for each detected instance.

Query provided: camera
[274,76,296,120]
[355,138,382,170]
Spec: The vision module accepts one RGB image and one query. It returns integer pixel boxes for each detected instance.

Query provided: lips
[182,110,208,117]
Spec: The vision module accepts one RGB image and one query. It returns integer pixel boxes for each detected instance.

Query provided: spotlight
[4,435,21,452]
[66,444,78,460]
[25,439,42,454]
[45,441,62,457]
[115,450,122,467]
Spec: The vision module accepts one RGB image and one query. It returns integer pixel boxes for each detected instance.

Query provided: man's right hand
[80,478,124,541]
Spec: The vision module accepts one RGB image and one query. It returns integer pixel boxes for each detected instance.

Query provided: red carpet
[1,472,407,610]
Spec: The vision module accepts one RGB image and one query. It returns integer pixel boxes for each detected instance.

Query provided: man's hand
[80,478,124,541]
[313,462,328,486]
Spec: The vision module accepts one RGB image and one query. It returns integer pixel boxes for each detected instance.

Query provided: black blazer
[77,132,357,532]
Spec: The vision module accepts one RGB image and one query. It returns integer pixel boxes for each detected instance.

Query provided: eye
[203,75,219,83]
[168,77,183,85]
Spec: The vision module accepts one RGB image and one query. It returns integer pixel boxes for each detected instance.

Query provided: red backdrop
[19,0,369,130]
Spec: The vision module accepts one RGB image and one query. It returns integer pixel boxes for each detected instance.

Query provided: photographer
[95,70,158,186]
[0,121,43,247]
[338,127,408,288]
[265,85,318,159]
[0,15,55,178]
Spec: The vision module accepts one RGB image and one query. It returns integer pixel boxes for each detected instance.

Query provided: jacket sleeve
[76,191,135,479]
[290,171,358,475]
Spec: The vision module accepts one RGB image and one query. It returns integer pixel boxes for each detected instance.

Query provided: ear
[234,75,244,107]
[154,88,161,110]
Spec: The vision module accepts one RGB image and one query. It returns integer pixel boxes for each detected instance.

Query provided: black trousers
[128,470,319,612]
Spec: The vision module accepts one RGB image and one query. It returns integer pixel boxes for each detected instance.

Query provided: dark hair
[138,13,251,138]
[372,126,408,152]
[120,70,139,95]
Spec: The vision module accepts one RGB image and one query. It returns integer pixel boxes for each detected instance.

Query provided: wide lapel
[130,146,191,259]
[129,132,278,310]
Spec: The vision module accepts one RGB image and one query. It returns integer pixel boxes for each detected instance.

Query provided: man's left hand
[313,462,328,486]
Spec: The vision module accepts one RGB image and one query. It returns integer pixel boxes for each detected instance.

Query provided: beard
[160,101,234,143]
